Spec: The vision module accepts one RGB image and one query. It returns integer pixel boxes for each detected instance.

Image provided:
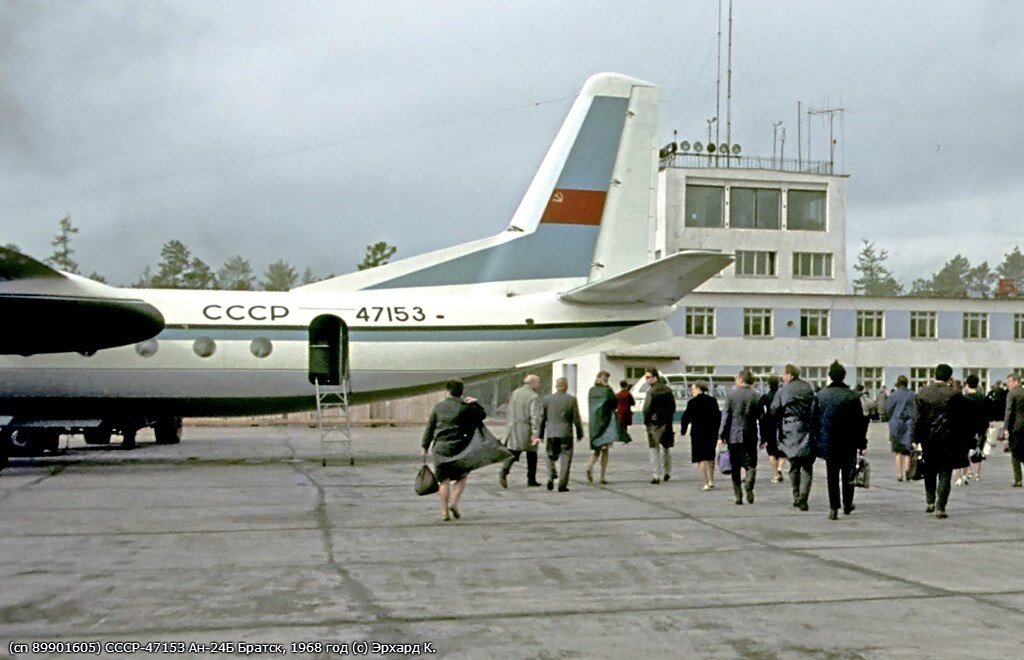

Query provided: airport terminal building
[557,153,1022,410]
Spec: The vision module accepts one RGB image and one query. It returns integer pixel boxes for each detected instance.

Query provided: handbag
[906,446,925,481]
[969,447,985,463]
[414,460,439,496]
[717,446,732,474]
[444,424,514,471]
[853,454,871,488]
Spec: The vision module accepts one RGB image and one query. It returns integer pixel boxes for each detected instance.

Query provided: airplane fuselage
[0,280,668,419]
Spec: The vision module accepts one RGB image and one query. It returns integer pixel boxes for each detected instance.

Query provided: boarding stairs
[314,377,354,466]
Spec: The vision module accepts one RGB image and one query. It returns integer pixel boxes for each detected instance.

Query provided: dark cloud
[2,1,1023,285]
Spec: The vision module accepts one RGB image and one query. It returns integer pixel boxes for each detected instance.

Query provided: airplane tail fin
[296,72,666,293]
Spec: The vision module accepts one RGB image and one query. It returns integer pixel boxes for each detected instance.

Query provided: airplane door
[308,315,348,386]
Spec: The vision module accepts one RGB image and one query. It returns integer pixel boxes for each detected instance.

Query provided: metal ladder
[315,377,354,466]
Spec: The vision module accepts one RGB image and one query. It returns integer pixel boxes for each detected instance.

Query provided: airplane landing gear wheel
[121,428,137,450]
[154,418,182,445]
[84,427,112,445]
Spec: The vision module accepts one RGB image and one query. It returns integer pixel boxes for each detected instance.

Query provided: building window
[684,366,715,376]
[792,252,833,278]
[743,308,773,337]
[857,310,884,338]
[624,366,648,386]
[730,187,780,230]
[744,366,774,378]
[962,367,989,392]
[963,312,988,339]
[787,189,826,231]
[800,309,829,338]
[801,366,828,391]
[1015,313,1024,340]
[735,250,777,277]
[857,367,884,395]
[910,311,937,339]
[684,185,724,228]
[685,307,715,337]
[910,367,932,391]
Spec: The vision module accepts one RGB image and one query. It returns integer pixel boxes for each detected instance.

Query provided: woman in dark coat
[421,378,486,521]
[586,370,619,484]
[886,375,915,481]
[680,380,721,491]
[759,376,785,482]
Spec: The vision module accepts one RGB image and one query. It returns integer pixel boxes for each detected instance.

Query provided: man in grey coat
[538,377,584,492]
[1001,373,1024,488]
[771,364,816,510]
[720,370,761,505]
[499,374,542,488]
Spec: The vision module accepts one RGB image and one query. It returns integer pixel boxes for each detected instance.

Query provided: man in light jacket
[499,374,542,488]
[771,364,816,511]
[643,368,676,484]
[538,377,584,492]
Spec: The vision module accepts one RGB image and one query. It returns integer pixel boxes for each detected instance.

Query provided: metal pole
[715,0,722,149]
[726,0,733,164]
[797,101,802,169]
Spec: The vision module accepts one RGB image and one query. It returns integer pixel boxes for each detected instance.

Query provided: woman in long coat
[586,370,619,484]
[422,378,486,521]
[680,381,721,491]
[886,375,915,481]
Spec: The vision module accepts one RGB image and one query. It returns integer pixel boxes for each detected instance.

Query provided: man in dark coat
[771,364,816,511]
[719,370,760,504]
[538,377,584,492]
[643,368,676,484]
[811,361,867,520]
[913,363,967,519]
[1001,373,1024,487]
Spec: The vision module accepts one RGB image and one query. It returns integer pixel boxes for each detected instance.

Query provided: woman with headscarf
[586,370,619,484]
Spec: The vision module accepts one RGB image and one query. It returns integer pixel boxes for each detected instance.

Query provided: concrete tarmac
[2,423,1024,658]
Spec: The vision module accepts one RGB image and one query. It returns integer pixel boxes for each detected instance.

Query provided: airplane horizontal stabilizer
[558,250,733,306]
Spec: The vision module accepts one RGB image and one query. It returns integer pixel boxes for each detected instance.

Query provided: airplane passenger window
[250,337,273,358]
[135,339,158,357]
[193,337,216,358]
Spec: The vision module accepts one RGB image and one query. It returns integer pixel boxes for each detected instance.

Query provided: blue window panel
[776,308,801,338]
[992,368,1013,386]
[886,311,911,339]
[831,309,856,339]
[937,311,960,339]
[716,307,744,338]
[991,312,1014,341]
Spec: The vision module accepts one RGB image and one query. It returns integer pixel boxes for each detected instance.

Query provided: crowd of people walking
[421,363,1024,522]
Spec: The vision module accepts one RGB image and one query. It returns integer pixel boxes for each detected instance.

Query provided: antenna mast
[715,0,722,150]
[725,0,733,161]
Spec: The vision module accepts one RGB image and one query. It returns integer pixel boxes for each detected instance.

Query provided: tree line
[852,239,1024,298]
[6,216,398,291]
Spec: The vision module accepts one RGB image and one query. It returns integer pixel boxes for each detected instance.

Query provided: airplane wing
[558,250,733,306]
[0,247,164,356]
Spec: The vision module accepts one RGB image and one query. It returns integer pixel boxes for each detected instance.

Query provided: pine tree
[47,215,79,274]
[182,257,217,289]
[261,260,298,291]
[852,240,902,296]
[217,255,256,290]
[150,240,192,288]
[910,254,993,298]
[995,246,1024,297]
[357,241,397,270]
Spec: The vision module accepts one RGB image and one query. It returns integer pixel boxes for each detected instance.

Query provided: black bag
[907,448,925,481]
[969,447,985,464]
[853,454,870,488]
[414,461,439,496]
[444,424,514,471]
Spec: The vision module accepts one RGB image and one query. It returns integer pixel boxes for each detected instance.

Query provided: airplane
[0,72,732,468]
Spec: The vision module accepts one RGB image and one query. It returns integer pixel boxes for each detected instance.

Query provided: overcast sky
[3,0,1023,287]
